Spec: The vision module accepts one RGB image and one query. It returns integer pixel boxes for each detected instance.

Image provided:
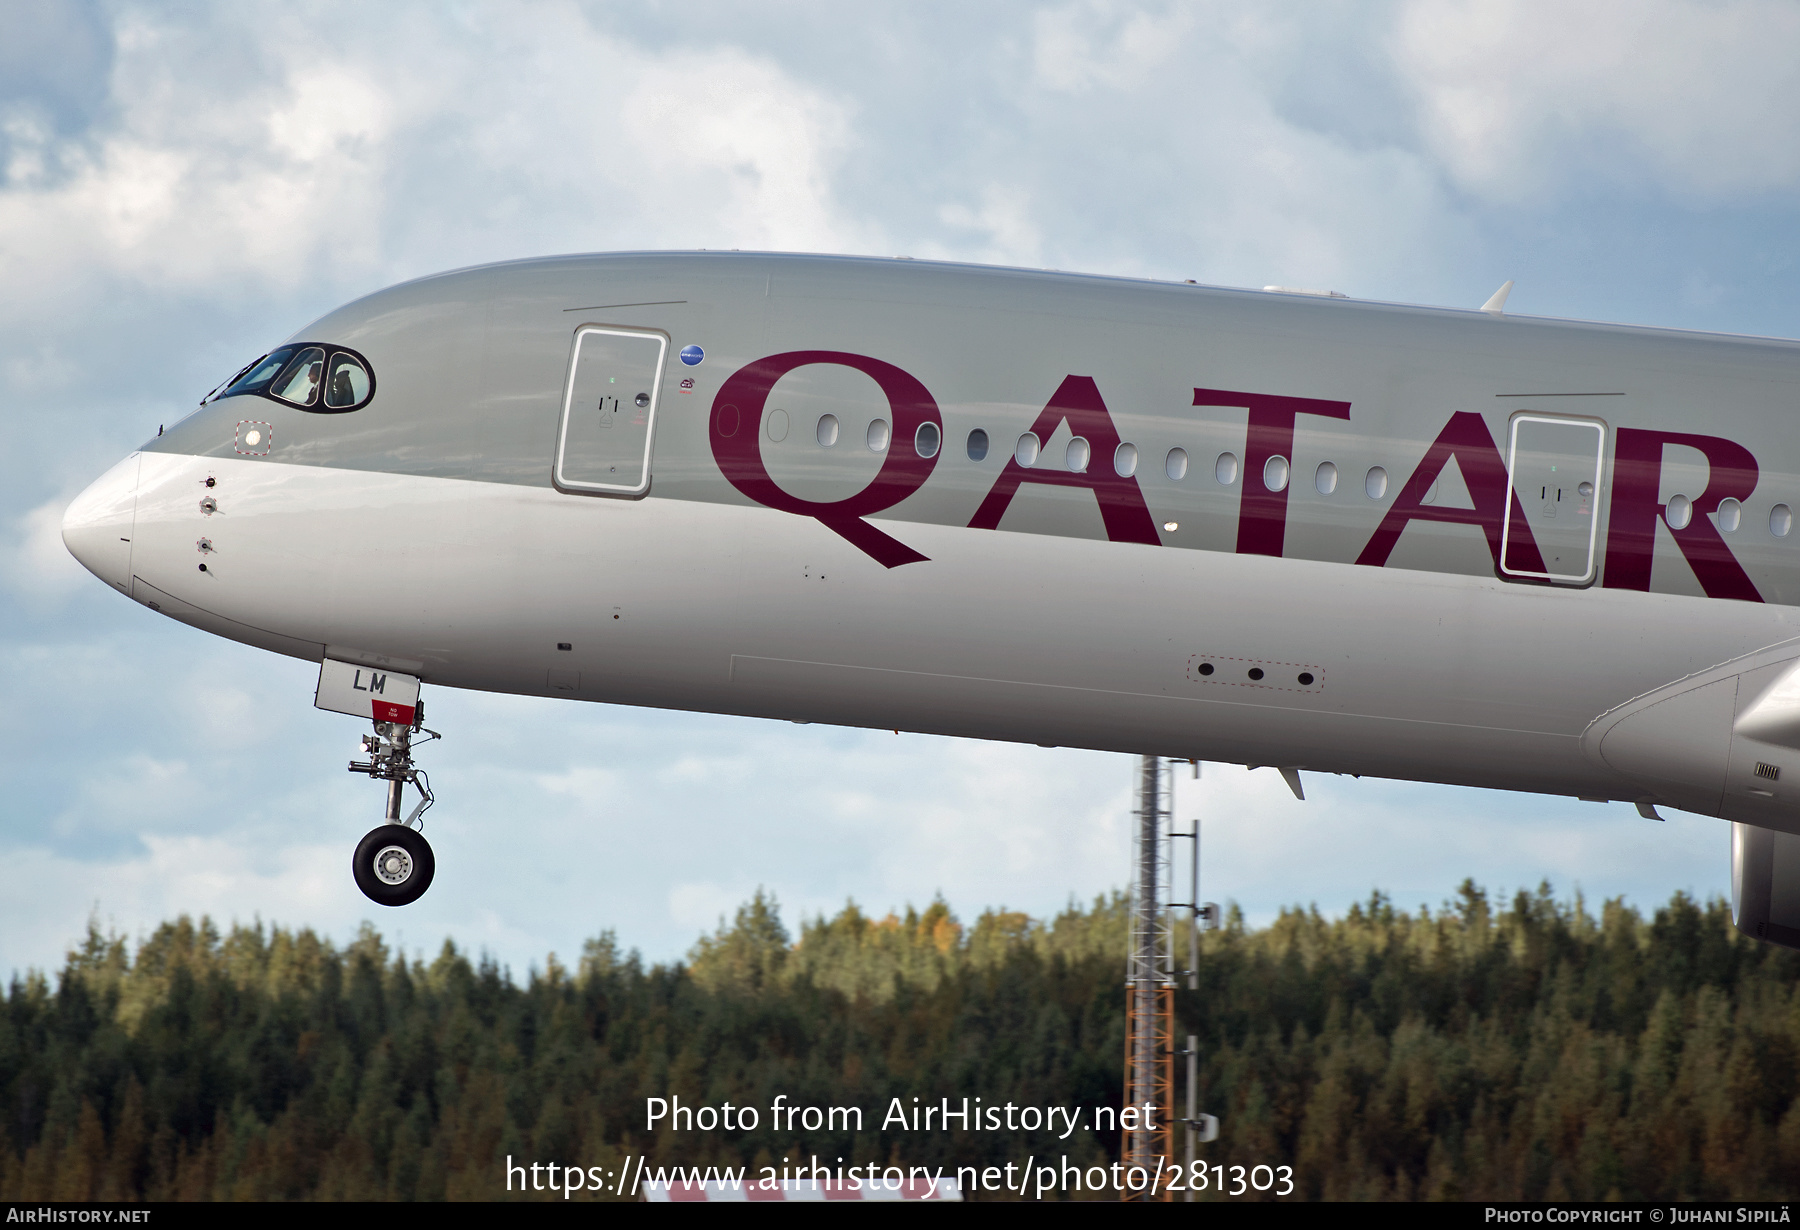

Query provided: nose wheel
[347,709,441,906]
[353,824,436,906]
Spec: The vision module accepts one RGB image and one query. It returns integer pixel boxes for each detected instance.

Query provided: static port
[1248,668,1265,681]
[1198,662,1214,676]
[557,642,572,651]
[1298,672,1315,686]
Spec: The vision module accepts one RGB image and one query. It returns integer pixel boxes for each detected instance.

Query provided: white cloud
[935,185,1046,267]
[0,833,344,971]
[2,494,89,602]
[0,27,383,315]
[1031,2,1199,93]
[960,2,1468,295]
[618,47,870,254]
[0,2,871,331]
[1393,0,1800,202]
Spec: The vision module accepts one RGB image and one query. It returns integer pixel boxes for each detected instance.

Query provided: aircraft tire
[353,825,435,906]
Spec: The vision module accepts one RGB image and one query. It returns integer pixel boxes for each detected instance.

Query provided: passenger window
[967,429,989,461]
[915,422,941,458]
[1166,448,1189,481]
[324,353,372,409]
[269,347,326,406]
[1665,494,1693,531]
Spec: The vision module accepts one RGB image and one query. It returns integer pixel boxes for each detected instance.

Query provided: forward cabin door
[554,326,667,496]
[1500,413,1607,584]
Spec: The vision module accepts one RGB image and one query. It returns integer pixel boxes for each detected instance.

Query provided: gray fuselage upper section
[115,252,1800,826]
[149,251,1800,606]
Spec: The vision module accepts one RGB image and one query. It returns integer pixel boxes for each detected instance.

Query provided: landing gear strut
[348,710,440,906]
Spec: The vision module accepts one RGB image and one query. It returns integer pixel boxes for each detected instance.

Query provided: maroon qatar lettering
[1354,411,1546,574]
[1191,388,1352,557]
[966,375,1159,544]
[709,353,1767,601]
[1603,428,1762,602]
[709,350,943,568]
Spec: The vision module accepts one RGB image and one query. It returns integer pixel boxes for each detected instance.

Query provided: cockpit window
[221,347,299,398]
[210,343,376,413]
[269,347,326,406]
[324,353,371,408]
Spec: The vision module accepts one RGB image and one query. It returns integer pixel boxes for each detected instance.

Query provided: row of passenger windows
[802,413,1797,539]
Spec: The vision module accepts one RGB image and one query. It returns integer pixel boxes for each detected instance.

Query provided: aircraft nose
[62,453,141,595]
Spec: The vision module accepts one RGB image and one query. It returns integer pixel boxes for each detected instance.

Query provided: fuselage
[60,251,1800,832]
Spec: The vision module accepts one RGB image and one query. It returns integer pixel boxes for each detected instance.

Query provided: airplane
[57,250,1800,944]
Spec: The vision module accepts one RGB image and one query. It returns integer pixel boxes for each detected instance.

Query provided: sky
[4,0,1799,980]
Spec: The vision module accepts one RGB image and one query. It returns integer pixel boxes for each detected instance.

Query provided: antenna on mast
[1122,754,1174,1201]
[1128,756,1219,1201]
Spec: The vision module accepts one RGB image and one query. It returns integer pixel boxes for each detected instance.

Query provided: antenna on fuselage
[1481,280,1515,315]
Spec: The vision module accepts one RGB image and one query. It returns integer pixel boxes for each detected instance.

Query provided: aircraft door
[1500,413,1606,584]
[554,326,667,496]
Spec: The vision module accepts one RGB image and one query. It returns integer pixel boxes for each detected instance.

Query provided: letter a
[1355,411,1545,574]
[968,376,1159,544]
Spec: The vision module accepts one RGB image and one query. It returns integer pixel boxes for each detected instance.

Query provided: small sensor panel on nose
[235,421,273,455]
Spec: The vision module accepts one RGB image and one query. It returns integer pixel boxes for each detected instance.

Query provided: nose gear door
[554,326,667,496]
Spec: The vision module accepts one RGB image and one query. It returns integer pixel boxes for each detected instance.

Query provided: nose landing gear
[348,713,440,906]
[353,823,435,906]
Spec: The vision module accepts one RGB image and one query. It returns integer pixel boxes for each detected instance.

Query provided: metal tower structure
[1123,755,1220,1200]
[1121,753,1174,1200]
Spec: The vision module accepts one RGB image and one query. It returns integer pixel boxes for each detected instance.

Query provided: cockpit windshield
[269,347,326,406]
[220,347,299,399]
[209,343,376,413]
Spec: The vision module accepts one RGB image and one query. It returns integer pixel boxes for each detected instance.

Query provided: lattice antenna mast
[1122,754,1174,1200]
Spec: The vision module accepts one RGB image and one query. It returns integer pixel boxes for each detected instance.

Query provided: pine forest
[3,882,1799,1201]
